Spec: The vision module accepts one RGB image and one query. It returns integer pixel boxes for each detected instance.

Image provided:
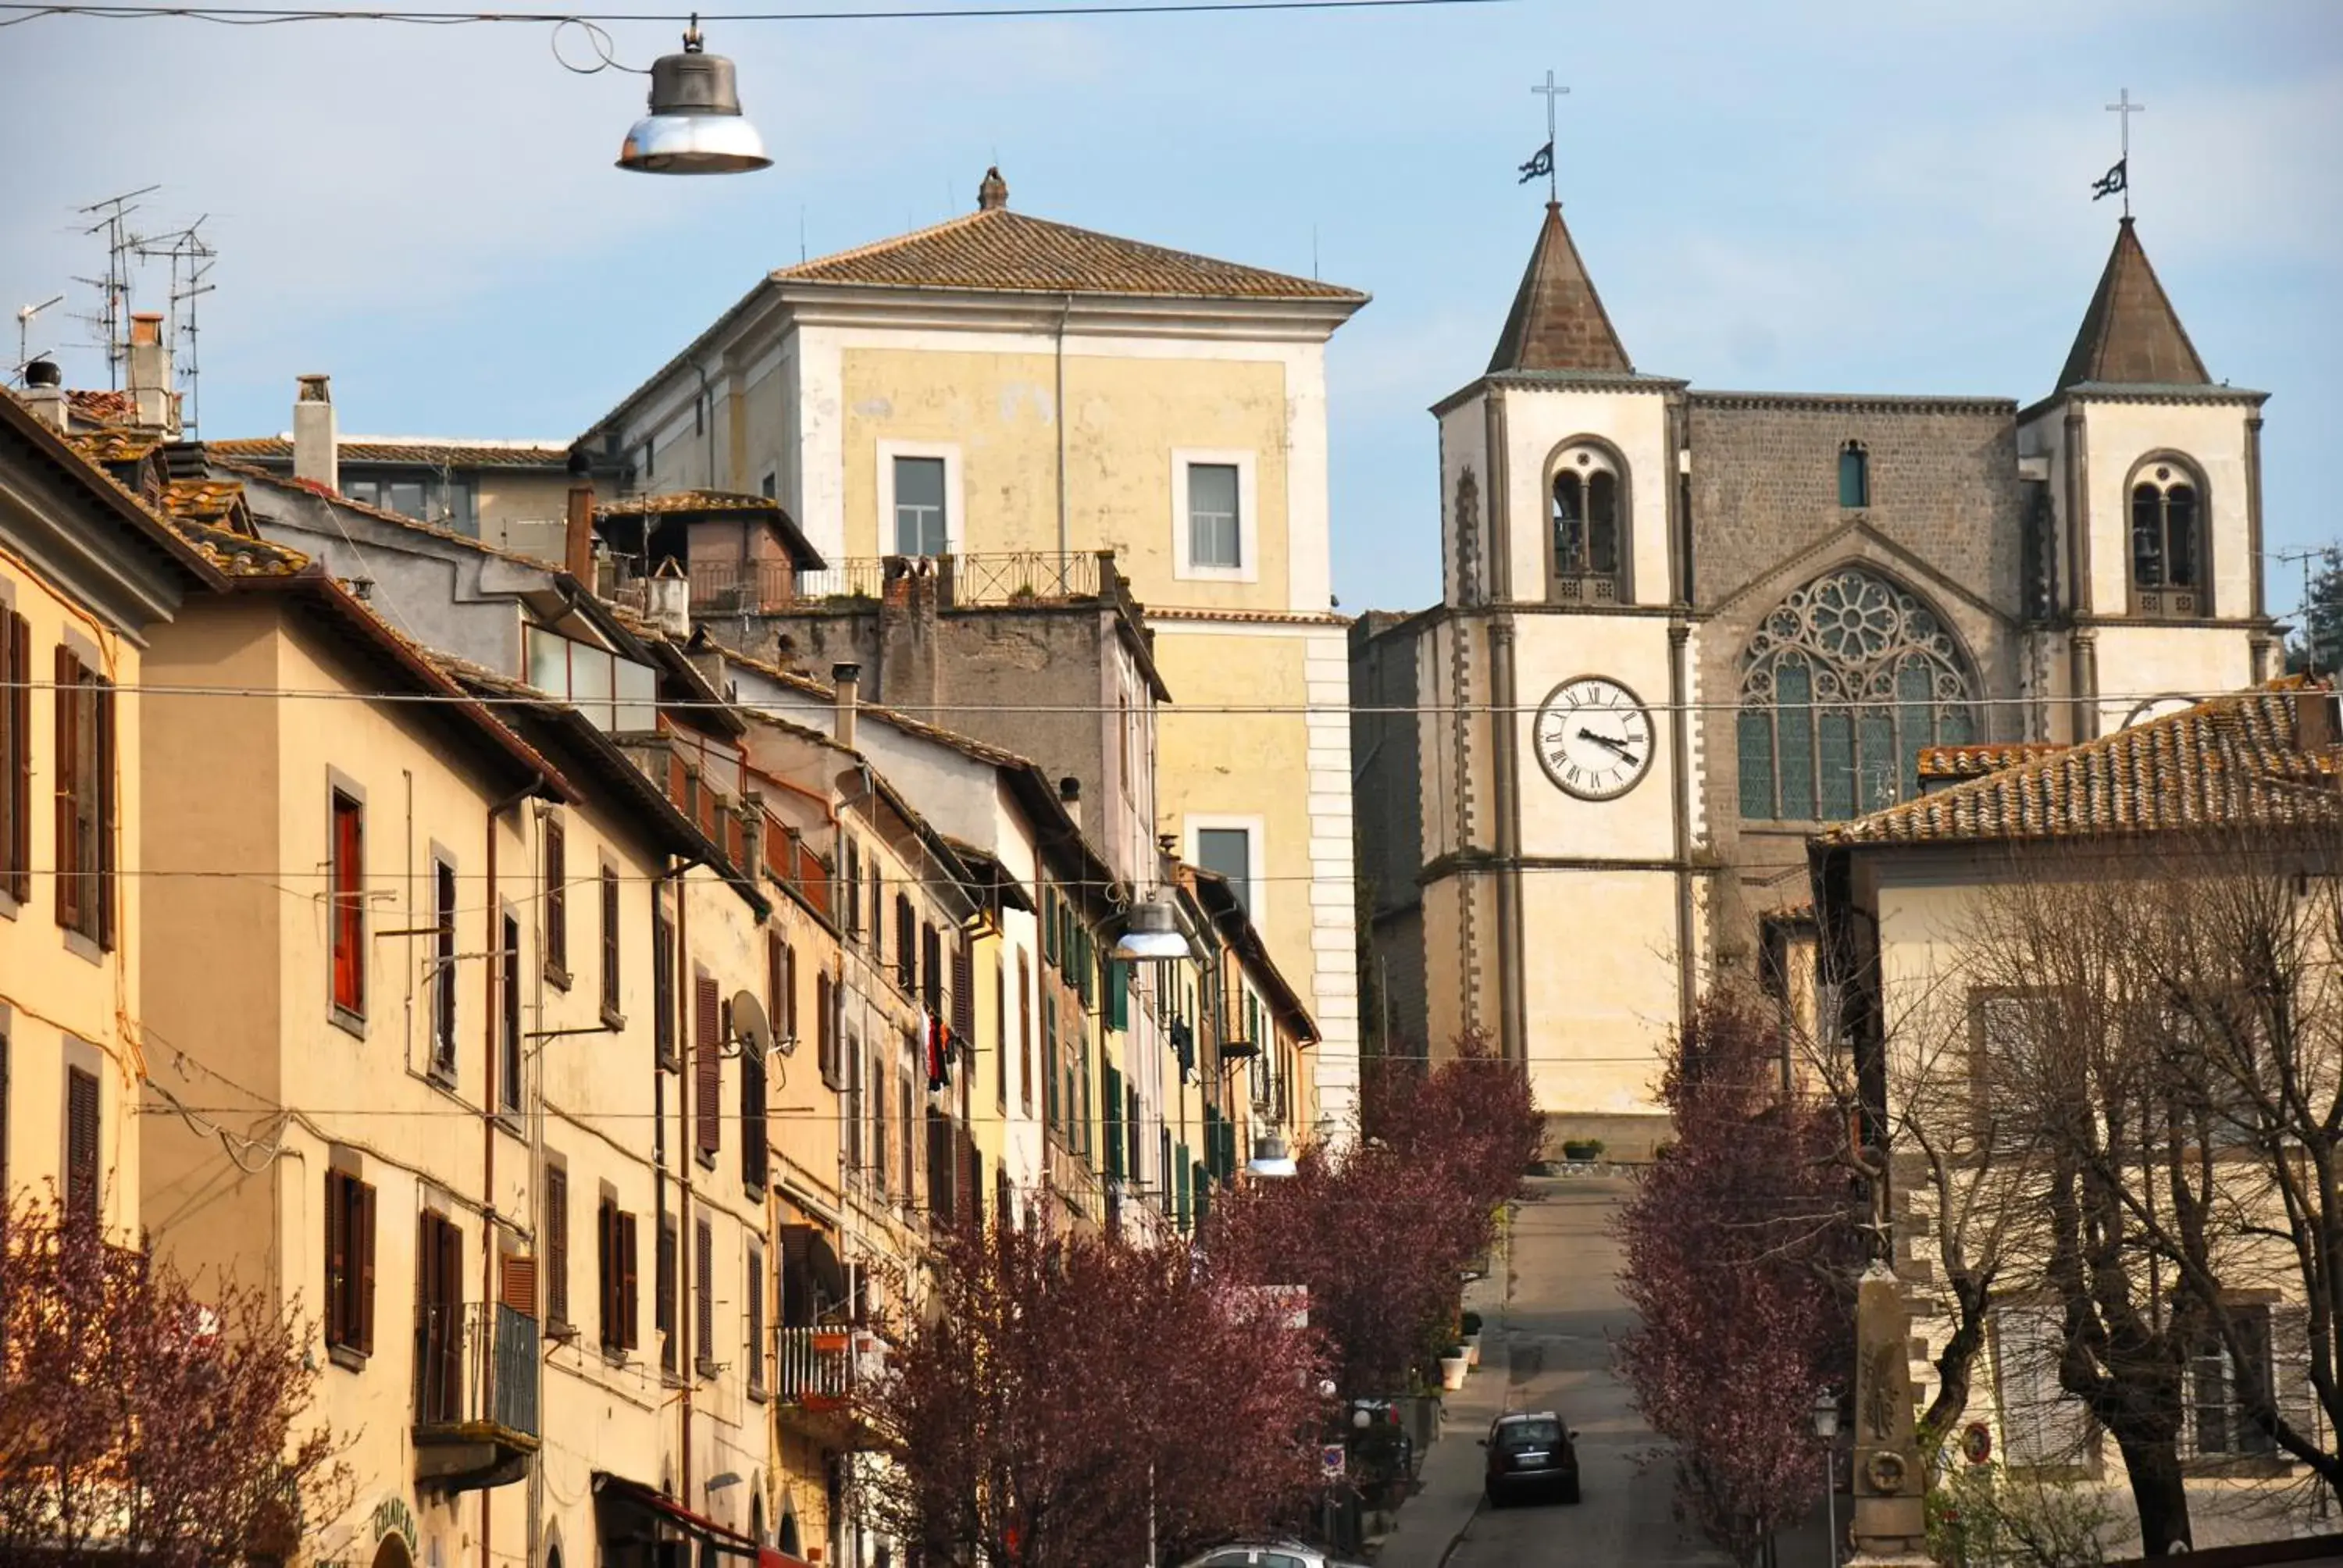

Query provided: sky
[2,0,2337,618]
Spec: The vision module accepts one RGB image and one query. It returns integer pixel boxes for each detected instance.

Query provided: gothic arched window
[1550,445,1622,602]
[1736,568,1978,821]
[2130,459,2205,615]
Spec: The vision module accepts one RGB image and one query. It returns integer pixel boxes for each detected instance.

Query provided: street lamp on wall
[1813,1388,1840,1568]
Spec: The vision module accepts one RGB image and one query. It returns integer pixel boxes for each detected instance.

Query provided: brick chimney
[293,375,338,494]
[126,312,177,434]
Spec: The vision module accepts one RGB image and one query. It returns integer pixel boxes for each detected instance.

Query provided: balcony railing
[414,1302,540,1491]
[676,551,1128,616]
[776,1324,886,1418]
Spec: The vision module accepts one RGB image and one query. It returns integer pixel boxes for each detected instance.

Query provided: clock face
[1534,677,1656,801]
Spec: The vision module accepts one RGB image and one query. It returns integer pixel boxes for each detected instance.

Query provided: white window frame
[1172,450,1258,584]
[1185,814,1266,928]
[876,441,962,558]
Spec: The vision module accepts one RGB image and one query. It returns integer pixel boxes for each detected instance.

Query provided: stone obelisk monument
[1845,1260,1931,1566]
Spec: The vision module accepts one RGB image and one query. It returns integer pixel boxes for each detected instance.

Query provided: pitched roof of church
[2055,217,2212,392]
[772,169,1363,304]
[1486,201,1632,376]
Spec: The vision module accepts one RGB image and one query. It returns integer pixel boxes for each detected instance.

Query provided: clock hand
[1576,727,1639,761]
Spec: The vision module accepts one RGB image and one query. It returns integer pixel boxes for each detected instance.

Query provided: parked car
[1178,1542,1370,1568]
[1482,1409,1580,1506]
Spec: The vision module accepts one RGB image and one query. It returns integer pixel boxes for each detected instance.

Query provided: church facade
[1351,199,2278,1149]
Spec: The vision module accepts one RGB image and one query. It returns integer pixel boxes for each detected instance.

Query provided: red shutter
[356,1180,377,1355]
[620,1211,640,1349]
[53,646,78,931]
[696,976,722,1156]
[501,1253,539,1318]
[324,1171,348,1349]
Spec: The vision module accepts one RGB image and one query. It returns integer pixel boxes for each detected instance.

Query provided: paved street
[1381,1175,1729,1568]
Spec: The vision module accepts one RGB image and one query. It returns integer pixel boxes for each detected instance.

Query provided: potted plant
[1560,1137,1605,1164]
[1439,1345,1469,1392]
[1460,1310,1485,1368]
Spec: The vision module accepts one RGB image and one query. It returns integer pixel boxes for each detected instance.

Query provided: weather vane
[2093,87,2143,218]
[1520,70,1566,201]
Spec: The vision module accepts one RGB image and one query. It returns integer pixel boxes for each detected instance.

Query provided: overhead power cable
[0,0,1506,26]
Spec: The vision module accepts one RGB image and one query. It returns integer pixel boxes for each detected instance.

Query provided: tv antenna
[71,184,159,390]
[134,217,218,437]
[15,294,65,384]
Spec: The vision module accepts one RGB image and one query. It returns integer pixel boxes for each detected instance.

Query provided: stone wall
[1350,611,1431,1056]
[1685,394,2027,957]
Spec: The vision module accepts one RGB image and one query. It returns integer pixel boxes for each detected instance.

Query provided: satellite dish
[731,991,780,1058]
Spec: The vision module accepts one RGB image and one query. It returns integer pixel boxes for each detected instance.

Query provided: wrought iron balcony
[774,1324,886,1441]
[414,1302,540,1491]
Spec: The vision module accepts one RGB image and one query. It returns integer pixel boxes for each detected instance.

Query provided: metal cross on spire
[1531,70,1568,201]
[2106,87,2145,218]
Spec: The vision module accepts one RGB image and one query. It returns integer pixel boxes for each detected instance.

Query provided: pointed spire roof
[1487,201,1632,375]
[2055,217,2211,392]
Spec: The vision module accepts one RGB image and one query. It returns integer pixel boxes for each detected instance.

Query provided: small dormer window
[1838,441,1870,508]
[1551,446,1622,603]
[2130,461,2204,616]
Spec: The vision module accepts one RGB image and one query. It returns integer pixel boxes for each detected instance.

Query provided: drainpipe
[677,856,694,1506]
[483,776,538,1568]
[1055,294,1072,571]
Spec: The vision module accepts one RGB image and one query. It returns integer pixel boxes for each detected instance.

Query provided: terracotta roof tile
[207,436,572,469]
[1915,743,2068,782]
[1825,679,2343,848]
[66,388,137,423]
[66,427,166,465]
[598,488,779,519]
[773,207,1364,303]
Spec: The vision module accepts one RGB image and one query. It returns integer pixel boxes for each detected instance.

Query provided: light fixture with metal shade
[1247,1131,1297,1178]
[617,16,772,176]
[1112,893,1189,961]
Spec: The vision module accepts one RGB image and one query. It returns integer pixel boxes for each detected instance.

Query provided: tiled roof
[207,436,573,469]
[1914,743,2068,782]
[598,489,777,518]
[66,427,166,465]
[166,516,308,578]
[773,206,1364,304]
[1487,201,1632,376]
[1143,604,1350,627]
[159,478,248,526]
[2056,218,2211,391]
[1824,680,2343,847]
[66,388,137,423]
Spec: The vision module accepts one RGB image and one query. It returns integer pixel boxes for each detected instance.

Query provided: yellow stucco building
[582,166,1368,1137]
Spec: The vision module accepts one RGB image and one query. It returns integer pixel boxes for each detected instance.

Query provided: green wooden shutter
[1104,1065,1124,1181]
[1175,1147,1191,1231]
[1106,960,1129,1032]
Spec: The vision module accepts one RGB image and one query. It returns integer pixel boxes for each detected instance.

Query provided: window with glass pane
[1195,827,1251,911]
[1188,463,1241,569]
[893,458,947,557]
[1734,568,1977,822]
[1838,443,1870,508]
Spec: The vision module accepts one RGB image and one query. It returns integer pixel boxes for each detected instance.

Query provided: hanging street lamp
[617,16,772,175]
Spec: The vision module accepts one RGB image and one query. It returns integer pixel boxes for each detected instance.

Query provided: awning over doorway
[592,1473,804,1566]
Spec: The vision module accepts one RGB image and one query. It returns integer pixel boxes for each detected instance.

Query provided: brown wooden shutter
[94,676,113,952]
[694,1217,714,1372]
[952,939,975,1043]
[619,1211,640,1349]
[783,943,799,1046]
[747,1249,764,1392]
[544,820,566,975]
[596,1199,613,1346]
[64,1067,98,1223]
[696,976,722,1156]
[6,613,28,902]
[53,646,79,932]
[324,1171,349,1349]
[501,1253,538,1318]
[546,1167,569,1328]
[355,1180,377,1354]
